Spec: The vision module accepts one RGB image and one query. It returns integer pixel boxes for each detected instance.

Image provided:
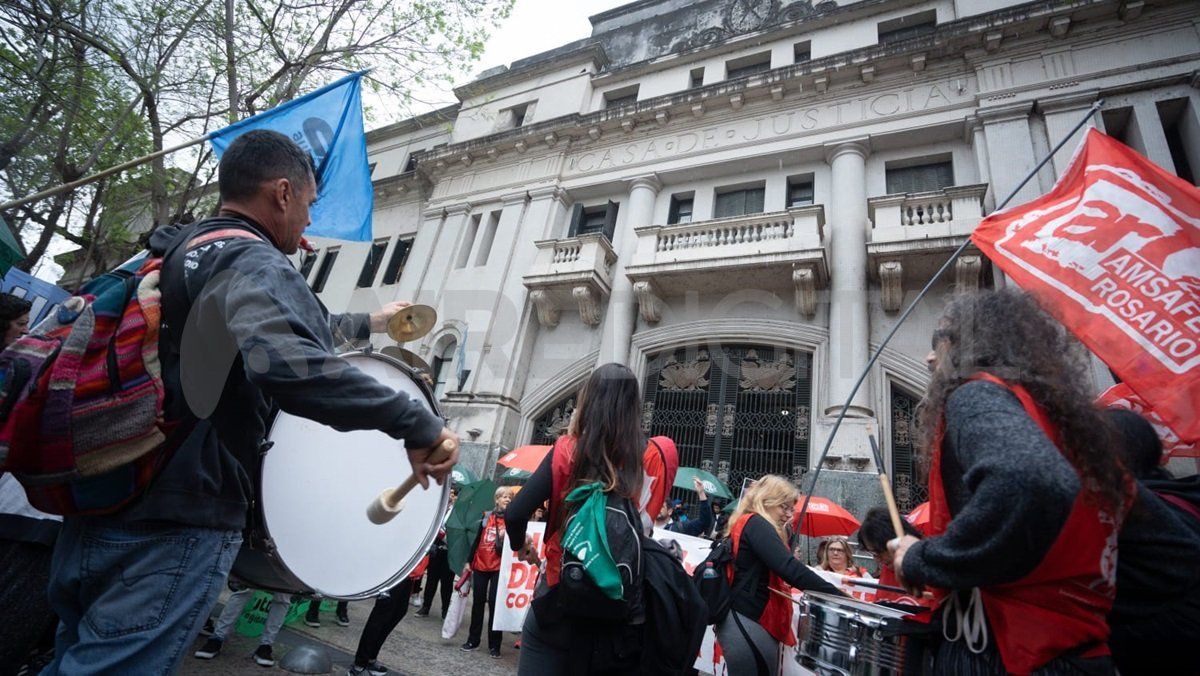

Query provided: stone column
[980,102,1043,207]
[597,175,660,366]
[470,191,531,395]
[1040,91,1103,178]
[966,116,995,212]
[395,208,447,306]
[1127,100,1176,174]
[824,140,872,416]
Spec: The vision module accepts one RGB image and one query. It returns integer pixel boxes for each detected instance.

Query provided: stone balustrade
[523,233,617,327]
[631,206,825,266]
[868,184,988,243]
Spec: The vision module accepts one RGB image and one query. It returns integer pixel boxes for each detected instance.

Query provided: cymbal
[386,304,437,342]
[379,345,432,373]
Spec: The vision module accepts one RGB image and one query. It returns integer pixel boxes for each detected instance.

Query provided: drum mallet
[366,439,457,525]
[868,434,907,541]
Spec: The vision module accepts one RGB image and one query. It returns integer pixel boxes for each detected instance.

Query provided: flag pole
[0,133,213,213]
[793,100,1105,534]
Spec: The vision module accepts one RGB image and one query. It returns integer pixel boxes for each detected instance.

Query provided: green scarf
[561,482,624,600]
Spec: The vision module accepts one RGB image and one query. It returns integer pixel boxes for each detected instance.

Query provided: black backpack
[691,537,735,625]
[639,537,709,675]
[557,492,646,622]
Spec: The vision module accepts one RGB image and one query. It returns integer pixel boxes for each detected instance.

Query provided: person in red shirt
[504,363,675,674]
[890,289,1132,675]
[460,486,513,658]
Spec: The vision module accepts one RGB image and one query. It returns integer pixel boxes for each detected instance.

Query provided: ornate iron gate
[890,385,927,513]
[641,345,813,496]
[530,395,576,446]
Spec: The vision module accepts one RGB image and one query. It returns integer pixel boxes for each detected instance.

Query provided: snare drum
[796,591,912,676]
[232,350,449,600]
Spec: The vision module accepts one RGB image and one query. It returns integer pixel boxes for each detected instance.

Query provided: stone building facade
[299,0,1200,514]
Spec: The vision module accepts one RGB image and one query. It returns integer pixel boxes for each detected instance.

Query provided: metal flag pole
[793,100,1105,544]
[0,133,213,213]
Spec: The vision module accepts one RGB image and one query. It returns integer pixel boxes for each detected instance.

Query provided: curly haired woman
[890,289,1132,675]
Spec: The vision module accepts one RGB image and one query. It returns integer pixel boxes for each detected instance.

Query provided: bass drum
[232,350,448,600]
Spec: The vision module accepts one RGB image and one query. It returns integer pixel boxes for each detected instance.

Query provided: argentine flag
[209,71,373,242]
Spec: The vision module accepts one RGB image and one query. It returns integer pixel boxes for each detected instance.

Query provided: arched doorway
[641,344,814,493]
[530,394,576,446]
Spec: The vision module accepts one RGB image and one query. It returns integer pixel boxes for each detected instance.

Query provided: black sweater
[731,514,842,620]
[506,451,553,548]
[110,218,445,530]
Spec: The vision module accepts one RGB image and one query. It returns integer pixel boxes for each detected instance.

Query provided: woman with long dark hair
[504,363,678,675]
[890,289,1132,675]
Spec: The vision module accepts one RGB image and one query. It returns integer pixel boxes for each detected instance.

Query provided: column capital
[527,185,570,206]
[443,202,473,217]
[977,100,1034,124]
[823,137,871,164]
[626,174,662,195]
[501,191,529,206]
[1037,90,1100,115]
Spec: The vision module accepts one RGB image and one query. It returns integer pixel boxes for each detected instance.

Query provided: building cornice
[452,43,610,100]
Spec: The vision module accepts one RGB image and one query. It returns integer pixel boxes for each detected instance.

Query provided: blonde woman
[819,536,867,577]
[461,486,514,657]
[719,476,843,676]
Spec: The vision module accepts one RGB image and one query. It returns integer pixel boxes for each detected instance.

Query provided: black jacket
[110,216,444,531]
[731,514,841,620]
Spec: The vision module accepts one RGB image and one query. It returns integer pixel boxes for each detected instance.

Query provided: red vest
[471,512,505,572]
[729,513,795,646]
[543,434,679,587]
[928,373,1123,674]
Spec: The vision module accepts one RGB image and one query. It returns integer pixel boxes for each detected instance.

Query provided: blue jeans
[42,518,241,675]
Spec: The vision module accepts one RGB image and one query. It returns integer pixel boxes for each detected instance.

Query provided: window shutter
[567,202,584,237]
[602,200,619,242]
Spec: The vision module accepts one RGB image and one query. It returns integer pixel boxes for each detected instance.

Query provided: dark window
[568,201,620,241]
[668,195,694,225]
[298,251,318,279]
[690,67,705,88]
[311,249,339,293]
[890,385,926,513]
[381,238,413,285]
[726,52,772,80]
[787,177,814,208]
[455,214,481,269]
[1101,107,1132,145]
[500,102,532,130]
[357,240,388,288]
[793,42,811,63]
[403,155,417,173]
[878,11,937,44]
[1158,98,1196,185]
[885,160,954,194]
[432,341,456,399]
[714,185,766,219]
[605,86,639,109]
[367,162,377,177]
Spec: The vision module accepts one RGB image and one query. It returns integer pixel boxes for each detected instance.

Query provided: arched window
[431,340,456,399]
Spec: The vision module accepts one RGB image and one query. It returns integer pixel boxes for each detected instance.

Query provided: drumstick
[868,435,907,542]
[366,439,457,525]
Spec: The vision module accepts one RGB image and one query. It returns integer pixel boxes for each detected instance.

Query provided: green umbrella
[497,467,531,484]
[450,464,478,486]
[0,217,25,276]
[672,467,734,501]
[446,479,496,573]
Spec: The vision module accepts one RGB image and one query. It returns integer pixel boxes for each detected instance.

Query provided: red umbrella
[792,496,860,537]
[906,501,931,534]
[497,445,552,473]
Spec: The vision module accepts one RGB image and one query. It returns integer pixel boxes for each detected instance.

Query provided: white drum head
[260,352,447,599]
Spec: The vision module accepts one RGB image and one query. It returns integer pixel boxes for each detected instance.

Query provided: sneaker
[305,616,321,628]
[336,608,350,627]
[253,644,275,667]
[414,609,429,618]
[460,641,479,652]
[200,618,215,637]
[489,648,501,659]
[410,595,422,607]
[193,637,222,659]
[366,661,389,676]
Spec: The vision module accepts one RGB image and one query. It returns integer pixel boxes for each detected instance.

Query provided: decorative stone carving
[485,147,498,161]
[860,65,875,83]
[984,31,1003,52]
[740,350,796,392]
[459,154,472,166]
[770,85,785,101]
[670,0,819,52]
[814,75,828,92]
[544,132,559,147]
[529,289,559,327]
[880,260,903,312]
[1048,16,1070,37]
[572,285,603,325]
[514,140,527,154]
[910,53,927,71]
[655,110,670,126]
[691,102,705,118]
[730,93,745,110]
[588,126,602,141]
[660,351,710,392]
[621,119,636,133]
[1119,0,1144,20]
[793,266,817,317]
[955,254,982,292]
[633,280,664,323]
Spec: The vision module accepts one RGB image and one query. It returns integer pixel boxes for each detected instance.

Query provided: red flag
[1096,383,1198,458]
[972,128,1200,457]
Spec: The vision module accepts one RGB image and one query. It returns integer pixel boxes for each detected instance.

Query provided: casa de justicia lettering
[300,0,1200,512]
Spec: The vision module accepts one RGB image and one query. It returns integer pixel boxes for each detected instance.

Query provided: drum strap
[731,611,771,676]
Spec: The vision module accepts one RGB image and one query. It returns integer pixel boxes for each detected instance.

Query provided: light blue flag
[209,71,373,241]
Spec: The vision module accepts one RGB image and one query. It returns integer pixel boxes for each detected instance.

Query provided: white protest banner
[492,522,546,632]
